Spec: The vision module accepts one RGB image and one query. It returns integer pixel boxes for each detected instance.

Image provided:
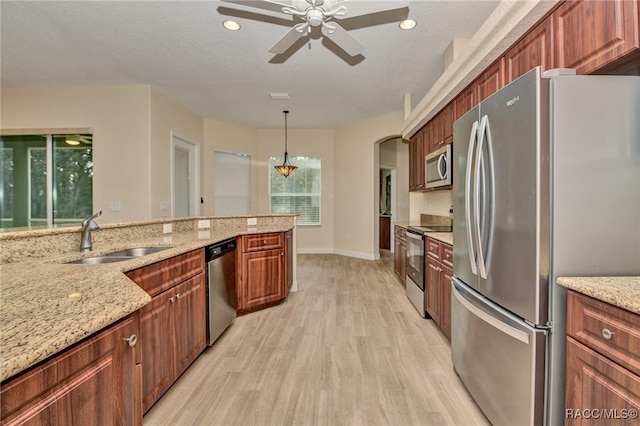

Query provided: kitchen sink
[66,256,133,265]
[65,246,170,264]
[104,247,169,257]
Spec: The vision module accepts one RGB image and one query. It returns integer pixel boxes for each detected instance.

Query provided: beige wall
[410,190,453,220]
[149,87,204,219]
[2,86,407,257]
[1,86,152,223]
[334,111,403,259]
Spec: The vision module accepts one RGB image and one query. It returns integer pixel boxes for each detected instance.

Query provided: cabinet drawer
[567,290,640,377]
[242,233,284,252]
[426,238,441,261]
[126,249,205,297]
[442,244,453,269]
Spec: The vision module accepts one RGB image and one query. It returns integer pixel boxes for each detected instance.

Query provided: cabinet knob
[124,334,138,347]
[263,240,267,245]
[601,328,614,340]
[170,295,177,303]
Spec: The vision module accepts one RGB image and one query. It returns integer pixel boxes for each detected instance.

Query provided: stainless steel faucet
[80,210,102,252]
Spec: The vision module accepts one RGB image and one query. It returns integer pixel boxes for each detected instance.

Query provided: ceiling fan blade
[341,1,409,19]
[321,22,364,56]
[269,25,307,54]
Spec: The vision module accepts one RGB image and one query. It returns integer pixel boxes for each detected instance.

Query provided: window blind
[269,156,321,225]
[214,150,251,215]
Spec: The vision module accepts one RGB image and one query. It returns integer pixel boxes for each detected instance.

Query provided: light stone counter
[426,232,453,246]
[0,218,295,382]
[557,276,640,316]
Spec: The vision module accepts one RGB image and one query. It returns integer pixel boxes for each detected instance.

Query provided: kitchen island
[0,215,295,383]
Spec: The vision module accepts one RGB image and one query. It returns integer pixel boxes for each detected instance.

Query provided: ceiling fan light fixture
[223,20,241,31]
[399,19,417,30]
[275,110,297,178]
[65,139,80,146]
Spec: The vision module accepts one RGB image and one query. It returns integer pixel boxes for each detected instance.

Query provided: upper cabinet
[429,102,456,151]
[455,84,476,121]
[409,129,426,191]
[505,18,555,84]
[475,58,505,103]
[553,0,640,74]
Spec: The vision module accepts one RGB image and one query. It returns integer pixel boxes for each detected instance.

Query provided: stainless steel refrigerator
[451,67,640,426]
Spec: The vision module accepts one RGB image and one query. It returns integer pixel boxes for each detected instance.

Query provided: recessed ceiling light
[399,19,417,30]
[223,20,241,31]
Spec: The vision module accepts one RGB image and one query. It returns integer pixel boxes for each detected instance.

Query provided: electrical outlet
[163,223,172,234]
[247,217,257,226]
[160,202,169,211]
[198,220,210,229]
[198,230,211,239]
[108,202,121,212]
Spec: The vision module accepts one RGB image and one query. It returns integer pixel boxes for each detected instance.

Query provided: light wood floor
[144,252,489,426]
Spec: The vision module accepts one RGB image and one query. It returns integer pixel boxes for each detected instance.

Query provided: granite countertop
[394,221,453,246]
[0,225,292,382]
[557,276,640,315]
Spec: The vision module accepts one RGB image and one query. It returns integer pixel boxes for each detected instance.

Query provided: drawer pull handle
[124,334,138,347]
[601,328,614,340]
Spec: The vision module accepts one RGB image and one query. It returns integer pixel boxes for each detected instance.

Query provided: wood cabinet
[126,249,206,414]
[379,216,391,250]
[505,17,555,84]
[424,237,453,340]
[565,290,640,424]
[476,58,505,103]
[553,0,640,75]
[393,225,407,284]
[428,102,455,152]
[238,233,286,311]
[455,83,476,121]
[409,129,426,191]
[1,314,140,425]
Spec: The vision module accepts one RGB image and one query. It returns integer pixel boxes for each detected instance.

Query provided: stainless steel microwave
[424,144,452,189]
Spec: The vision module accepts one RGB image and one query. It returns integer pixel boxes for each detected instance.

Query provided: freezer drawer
[451,278,547,426]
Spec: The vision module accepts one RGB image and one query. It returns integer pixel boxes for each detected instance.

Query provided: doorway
[172,133,200,218]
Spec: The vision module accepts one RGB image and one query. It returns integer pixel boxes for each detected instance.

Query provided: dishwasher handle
[206,238,236,262]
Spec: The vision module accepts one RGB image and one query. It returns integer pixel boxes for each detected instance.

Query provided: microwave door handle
[465,120,479,275]
[437,153,447,180]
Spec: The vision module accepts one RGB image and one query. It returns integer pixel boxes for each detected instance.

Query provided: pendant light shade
[275,110,297,177]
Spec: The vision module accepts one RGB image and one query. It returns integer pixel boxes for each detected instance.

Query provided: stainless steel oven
[405,227,425,317]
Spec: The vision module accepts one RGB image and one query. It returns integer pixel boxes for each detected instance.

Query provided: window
[0,134,93,228]
[214,150,251,215]
[269,156,320,225]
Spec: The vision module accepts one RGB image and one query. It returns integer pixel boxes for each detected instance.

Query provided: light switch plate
[163,223,172,234]
[247,217,257,226]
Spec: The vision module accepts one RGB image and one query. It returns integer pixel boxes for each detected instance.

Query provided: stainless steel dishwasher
[206,238,237,345]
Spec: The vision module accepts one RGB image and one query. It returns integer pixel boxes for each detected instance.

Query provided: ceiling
[1,0,500,129]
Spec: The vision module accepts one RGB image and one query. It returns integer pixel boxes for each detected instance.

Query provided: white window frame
[268,155,321,226]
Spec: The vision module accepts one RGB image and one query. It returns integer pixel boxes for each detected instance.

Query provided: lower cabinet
[393,225,407,284]
[0,314,141,426]
[565,290,640,424]
[425,237,453,340]
[126,249,207,414]
[238,233,286,311]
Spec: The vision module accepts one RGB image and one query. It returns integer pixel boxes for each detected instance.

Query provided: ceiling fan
[222,0,409,57]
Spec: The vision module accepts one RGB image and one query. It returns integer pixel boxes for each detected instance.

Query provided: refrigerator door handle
[475,115,495,279]
[465,120,479,275]
[452,285,530,344]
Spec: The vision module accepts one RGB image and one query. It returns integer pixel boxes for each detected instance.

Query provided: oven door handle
[406,231,424,241]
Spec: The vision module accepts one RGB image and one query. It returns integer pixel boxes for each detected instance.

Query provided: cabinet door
[393,237,401,276]
[1,316,138,426]
[440,265,452,340]
[425,256,441,326]
[139,291,174,413]
[565,337,640,425]
[241,248,285,309]
[476,58,505,102]
[455,84,476,120]
[553,0,640,74]
[172,273,207,379]
[428,116,441,153]
[398,240,407,285]
[440,102,455,145]
[505,17,554,84]
[408,133,419,191]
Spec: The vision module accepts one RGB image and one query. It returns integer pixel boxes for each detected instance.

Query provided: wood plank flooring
[143,252,489,426]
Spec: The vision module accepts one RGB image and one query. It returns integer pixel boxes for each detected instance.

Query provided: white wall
[410,189,453,221]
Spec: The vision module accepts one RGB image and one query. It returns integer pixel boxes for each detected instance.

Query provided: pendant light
[275,110,297,177]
